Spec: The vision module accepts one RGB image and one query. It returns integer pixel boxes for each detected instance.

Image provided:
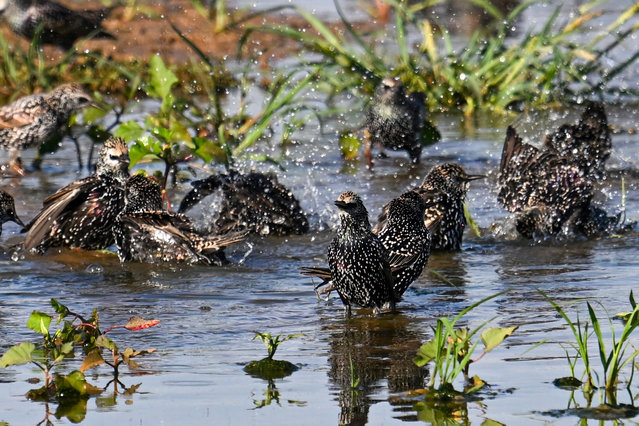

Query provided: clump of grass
[541,290,639,407]
[243,332,303,380]
[413,292,516,395]
[242,0,639,115]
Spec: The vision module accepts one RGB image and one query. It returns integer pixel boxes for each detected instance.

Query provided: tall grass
[241,0,639,115]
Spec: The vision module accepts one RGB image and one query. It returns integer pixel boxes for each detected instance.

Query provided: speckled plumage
[114,174,247,265]
[327,191,394,315]
[0,190,24,237]
[0,83,95,167]
[23,136,129,252]
[178,169,308,236]
[365,77,440,164]
[375,191,431,298]
[498,103,613,238]
[374,163,483,251]
[0,0,116,49]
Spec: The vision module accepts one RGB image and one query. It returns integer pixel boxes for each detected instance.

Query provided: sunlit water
[2,1,639,424]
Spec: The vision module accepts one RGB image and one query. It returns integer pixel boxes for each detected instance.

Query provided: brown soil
[0,0,333,64]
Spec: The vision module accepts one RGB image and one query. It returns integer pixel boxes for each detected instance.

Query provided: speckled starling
[0,0,116,49]
[364,77,440,165]
[375,191,431,298]
[0,190,24,237]
[23,136,129,252]
[178,169,308,236]
[498,124,613,239]
[304,191,432,301]
[374,163,483,251]
[0,83,95,170]
[327,191,394,315]
[114,174,247,265]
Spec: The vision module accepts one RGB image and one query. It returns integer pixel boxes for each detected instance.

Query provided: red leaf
[125,317,160,331]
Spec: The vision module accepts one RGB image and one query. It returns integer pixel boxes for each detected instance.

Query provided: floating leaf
[54,370,89,396]
[80,349,105,372]
[480,326,518,352]
[26,311,52,336]
[0,342,35,367]
[125,317,161,331]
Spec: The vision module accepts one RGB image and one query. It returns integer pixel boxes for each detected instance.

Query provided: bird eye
[109,155,119,161]
[78,97,89,104]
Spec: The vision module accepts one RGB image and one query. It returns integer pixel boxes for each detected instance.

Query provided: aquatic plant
[541,290,639,406]
[241,0,639,115]
[243,332,303,380]
[413,292,516,394]
[0,298,159,408]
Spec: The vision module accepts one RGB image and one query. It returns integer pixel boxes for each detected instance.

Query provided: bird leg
[363,129,374,168]
[8,149,26,177]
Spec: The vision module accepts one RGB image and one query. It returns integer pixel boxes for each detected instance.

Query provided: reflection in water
[323,314,428,425]
[251,379,307,410]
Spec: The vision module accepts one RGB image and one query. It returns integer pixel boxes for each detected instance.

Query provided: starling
[498,102,614,239]
[0,83,95,170]
[327,191,394,315]
[0,190,24,237]
[364,77,440,165]
[0,0,116,49]
[114,174,247,265]
[178,169,308,236]
[22,136,129,252]
[303,191,432,301]
[374,163,483,251]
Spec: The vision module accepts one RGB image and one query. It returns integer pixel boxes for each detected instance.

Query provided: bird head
[97,137,130,182]
[423,163,484,198]
[335,191,370,226]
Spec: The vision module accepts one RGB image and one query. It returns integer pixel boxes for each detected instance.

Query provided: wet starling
[374,163,483,251]
[0,190,24,237]
[22,136,129,252]
[498,103,614,239]
[375,191,431,298]
[303,191,432,301]
[364,77,440,165]
[114,175,247,265]
[327,191,394,315]
[0,83,95,170]
[178,169,308,236]
[0,0,116,49]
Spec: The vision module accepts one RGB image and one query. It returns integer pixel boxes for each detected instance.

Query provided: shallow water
[1,98,639,425]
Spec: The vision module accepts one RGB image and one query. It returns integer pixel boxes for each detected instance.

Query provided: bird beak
[334,200,348,209]
[464,174,485,181]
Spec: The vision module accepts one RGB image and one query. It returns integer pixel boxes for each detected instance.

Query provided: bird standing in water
[0,0,116,49]
[303,191,432,302]
[114,174,247,265]
[0,83,96,172]
[0,190,24,237]
[375,163,483,251]
[497,102,615,238]
[23,136,129,252]
[364,77,440,166]
[323,191,394,315]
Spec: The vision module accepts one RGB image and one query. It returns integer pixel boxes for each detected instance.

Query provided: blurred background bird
[0,0,117,49]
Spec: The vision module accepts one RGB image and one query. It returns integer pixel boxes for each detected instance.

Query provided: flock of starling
[0,1,625,316]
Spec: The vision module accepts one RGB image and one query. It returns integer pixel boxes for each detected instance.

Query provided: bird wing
[23,177,94,250]
[0,95,48,129]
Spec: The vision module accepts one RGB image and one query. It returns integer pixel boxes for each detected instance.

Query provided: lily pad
[552,376,582,389]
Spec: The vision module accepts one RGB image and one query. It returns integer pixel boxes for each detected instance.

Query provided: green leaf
[414,339,438,367]
[463,203,481,237]
[95,335,118,353]
[26,311,52,336]
[480,326,518,352]
[148,55,178,100]
[50,298,70,318]
[53,342,74,363]
[82,106,108,124]
[339,131,360,160]
[114,121,145,143]
[55,370,88,396]
[193,137,226,164]
[0,342,36,367]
